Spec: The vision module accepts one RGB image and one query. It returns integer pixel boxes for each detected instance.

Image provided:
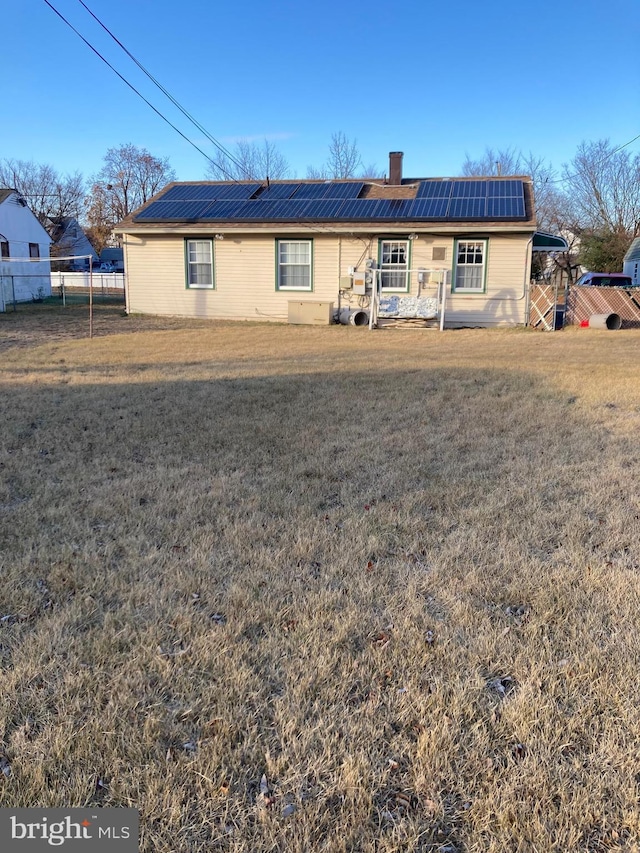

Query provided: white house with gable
[0,188,52,310]
[623,237,640,286]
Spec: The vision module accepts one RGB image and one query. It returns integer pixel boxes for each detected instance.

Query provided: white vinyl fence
[51,271,125,291]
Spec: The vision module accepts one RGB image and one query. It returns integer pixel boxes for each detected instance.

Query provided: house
[99,247,124,272]
[116,152,553,328]
[47,216,98,270]
[0,189,52,310]
[623,237,640,286]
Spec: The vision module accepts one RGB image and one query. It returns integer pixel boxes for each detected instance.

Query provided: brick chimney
[389,151,404,185]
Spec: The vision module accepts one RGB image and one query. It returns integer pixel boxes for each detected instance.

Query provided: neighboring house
[48,216,98,270]
[623,237,640,286]
[99,247,124,272]
[116,152,557,328]
[0,189,52,309]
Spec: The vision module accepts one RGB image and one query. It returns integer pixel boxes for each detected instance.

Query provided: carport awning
[532,231,569,251]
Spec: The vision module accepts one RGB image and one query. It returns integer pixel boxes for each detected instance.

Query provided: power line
[547,132,640,187]
[609,132,640,157]
[42,0,241,181]
[75,0,250,179]
[42,1,357,240]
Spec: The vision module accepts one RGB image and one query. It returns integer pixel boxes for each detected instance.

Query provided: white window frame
[453,239,487,293]
[379,239,410,292]
[185,239,214,289]
[276,239,313,291]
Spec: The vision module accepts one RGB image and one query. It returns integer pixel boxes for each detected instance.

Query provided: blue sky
[3,0,639,182]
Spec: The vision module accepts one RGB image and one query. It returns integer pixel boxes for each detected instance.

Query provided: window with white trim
[379,239,410,291]
[453,240,487,292]
[186,239,214,288]
[277,240,312,291]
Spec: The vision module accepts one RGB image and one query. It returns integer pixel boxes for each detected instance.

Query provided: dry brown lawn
[1,304,640,852]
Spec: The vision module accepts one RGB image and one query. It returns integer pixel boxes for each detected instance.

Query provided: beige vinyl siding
[337,235,450,315]
[123,230,532,327]
[338,235,451,286]
[407,237,450,283]
[447,234,530,327]
[336,234,530,326]
[124,234,341,321]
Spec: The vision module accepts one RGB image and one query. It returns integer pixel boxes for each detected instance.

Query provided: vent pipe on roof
[389,152,403,185]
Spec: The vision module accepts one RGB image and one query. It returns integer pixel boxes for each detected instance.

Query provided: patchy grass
[1,307,640,852]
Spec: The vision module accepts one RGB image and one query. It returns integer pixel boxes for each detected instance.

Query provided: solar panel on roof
[161,184,219,201]
[487,179,523,197]
[374,199,415,218]
[233,199,312,219]
[338,199,385,218]
[294,183,334,199]
[257,183,301,200]
[299,199,348,218]
[448,197,487,218]
[160,182,261,202]
[134,177,527,222]
[321,182,364,199]
[486,196,526,218]
[451,180,487,198]
[214,183,262,199]
[232,200,273,218]
[200,200,249,219]
[135,199,217,220]
[270,199,320,218]
[416,181,453,199]
[410,198,450,218]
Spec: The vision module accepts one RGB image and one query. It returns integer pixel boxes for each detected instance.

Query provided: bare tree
[326,132,361,178]
[531,187,581,285]
[360,161,385,179]
[307,133,381,180]
[90,143,176,223]
[461,147,524,178]
[562,140,640,272]
[83,144,175,248]
[0,158,85,223]
[306,164,330,180]
[563,139,640,234]
[85,182,117,252]
[205,139,290,182]
[94,143,176,222]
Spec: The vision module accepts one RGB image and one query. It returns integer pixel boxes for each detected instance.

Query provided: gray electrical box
[352,272,367,295]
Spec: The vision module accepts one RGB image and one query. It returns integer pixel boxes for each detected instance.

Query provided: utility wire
[75,0,249,178]
[42,0,241,181]
[546,132,640,187]
[42,1,355,240]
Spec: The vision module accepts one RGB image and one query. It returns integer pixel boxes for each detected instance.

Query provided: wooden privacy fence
[528,283,561,331]
[565,286,640,328]
[529,284,640,329]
